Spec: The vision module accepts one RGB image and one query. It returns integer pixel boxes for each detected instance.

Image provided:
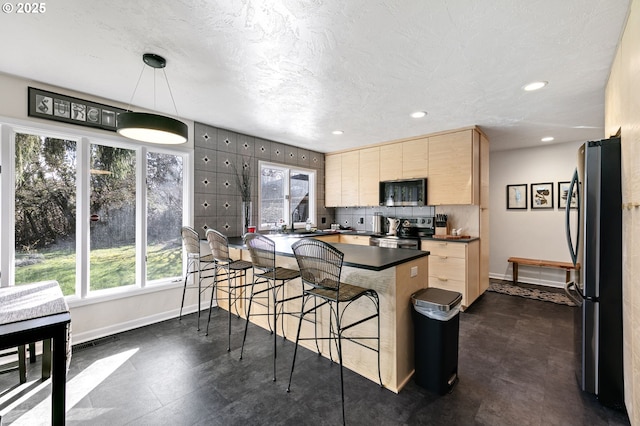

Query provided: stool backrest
[291,238,343,291]
[181,226,200,256]
[206,229,232,263]
[244,234,276,272]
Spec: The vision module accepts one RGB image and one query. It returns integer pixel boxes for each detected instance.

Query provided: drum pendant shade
[116,53,188,144]
[117,112,187,144]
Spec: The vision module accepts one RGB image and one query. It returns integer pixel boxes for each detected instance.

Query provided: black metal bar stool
[179,226,217,331]
[287,238,381,425]
[205,228,253,351]
[240,233,303,381]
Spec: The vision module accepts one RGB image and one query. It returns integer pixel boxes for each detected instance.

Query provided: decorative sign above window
[28,87,128,132]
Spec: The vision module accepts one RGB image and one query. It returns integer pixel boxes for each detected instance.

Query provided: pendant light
[117,53,188,144]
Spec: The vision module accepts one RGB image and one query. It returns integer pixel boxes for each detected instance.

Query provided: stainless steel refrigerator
[565,137,624,409]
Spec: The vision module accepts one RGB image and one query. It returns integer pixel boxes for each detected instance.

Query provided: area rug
[487,280,576,306]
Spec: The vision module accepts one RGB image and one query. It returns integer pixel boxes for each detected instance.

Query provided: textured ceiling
[0,0,630,152]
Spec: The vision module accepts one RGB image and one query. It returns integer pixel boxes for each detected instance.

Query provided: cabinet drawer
[429,257,466,282]
[422,240,467,258]
[428,277,465,294]
[339,234,370,246]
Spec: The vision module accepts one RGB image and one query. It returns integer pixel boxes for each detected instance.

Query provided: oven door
[372,237,419,249]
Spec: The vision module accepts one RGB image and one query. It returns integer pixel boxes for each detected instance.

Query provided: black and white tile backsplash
[194,122,332,237]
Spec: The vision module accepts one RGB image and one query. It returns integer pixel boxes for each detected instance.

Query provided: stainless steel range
[369,217,434,249]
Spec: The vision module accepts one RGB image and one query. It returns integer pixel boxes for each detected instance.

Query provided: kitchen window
[258,161,316,230]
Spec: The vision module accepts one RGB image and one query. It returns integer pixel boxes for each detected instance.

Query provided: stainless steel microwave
[379,178,427,206]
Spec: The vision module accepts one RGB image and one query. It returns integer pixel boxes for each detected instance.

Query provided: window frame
[257,160,316,231]
[0,118,192,302]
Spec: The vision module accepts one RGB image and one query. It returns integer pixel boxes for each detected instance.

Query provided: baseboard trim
[70,300,215,346]
[489,272,565,289]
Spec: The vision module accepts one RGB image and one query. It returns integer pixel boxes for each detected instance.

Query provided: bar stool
[205,228,253,351]
[179,226,217,331]
[239,233,302,381]
[287,238,381,424]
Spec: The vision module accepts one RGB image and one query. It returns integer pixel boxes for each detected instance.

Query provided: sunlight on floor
[6,348,138,425]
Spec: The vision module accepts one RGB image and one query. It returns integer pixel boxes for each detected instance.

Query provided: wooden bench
[507,257,580,284]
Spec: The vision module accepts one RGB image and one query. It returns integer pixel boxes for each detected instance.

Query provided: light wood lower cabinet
[421,239,480,310]
[339,234,371,246]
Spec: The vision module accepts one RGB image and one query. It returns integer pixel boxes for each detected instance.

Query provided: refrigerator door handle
[564,281,583,306]
[565,168,581,266]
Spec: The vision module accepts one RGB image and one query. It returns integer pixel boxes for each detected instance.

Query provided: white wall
[0,72,195,149]
[489,140,585,287]
[0,72,202,344]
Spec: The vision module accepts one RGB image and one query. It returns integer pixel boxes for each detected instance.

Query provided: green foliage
[14,133,77,249]
[15,243,182,296]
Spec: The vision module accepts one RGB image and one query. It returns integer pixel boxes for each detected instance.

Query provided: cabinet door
[402,137,428,178]
[428,130,478,205]
[325,153,341,207]
[359,147,380,206]
[341,151,360,206]
[339,234,370,246]
[379,143,402,181]
[313,234,341,243]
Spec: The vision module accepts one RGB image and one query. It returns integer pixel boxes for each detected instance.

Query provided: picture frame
[530,182,554,209]
[28,87,128,132]
[558,181,578,209]
[506,184,528,209]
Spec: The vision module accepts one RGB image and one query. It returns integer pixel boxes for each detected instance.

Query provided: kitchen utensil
[387,217,399,236]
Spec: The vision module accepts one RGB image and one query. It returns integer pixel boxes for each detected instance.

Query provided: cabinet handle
[439,256,448,260]
[437,276,448,281]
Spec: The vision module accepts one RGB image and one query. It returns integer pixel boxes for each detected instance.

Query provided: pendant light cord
[162,68,181,117]
[123,61,180,118]
[124,64,146,111]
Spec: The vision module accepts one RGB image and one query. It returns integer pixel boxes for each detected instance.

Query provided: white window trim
[0,117,192,303]
[257,160,316,231]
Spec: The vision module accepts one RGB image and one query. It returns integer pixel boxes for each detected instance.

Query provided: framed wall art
[506,184,527,209]
[28,87,128,132]
[531,182,554,209]
[558,181,578,209]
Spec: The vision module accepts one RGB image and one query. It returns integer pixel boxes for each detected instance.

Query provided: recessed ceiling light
[523,81,548,91]
[332,130,344,135]
[541,136,555,142]
[410,111,427,118]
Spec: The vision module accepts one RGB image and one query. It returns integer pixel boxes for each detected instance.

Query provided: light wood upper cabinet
[359,147,380,206]
[402,137,428,178]
[325,153,341,207]
[341,151,360,206]
[326,127,487,208]
[428,129,480,205]
[325,151,361,207]
[379,144,402,181]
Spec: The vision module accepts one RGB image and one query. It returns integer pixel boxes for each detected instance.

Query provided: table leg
[42,339,52,379]
[51,326,67,426]
[18,345,27,383]
[512,263,518,284]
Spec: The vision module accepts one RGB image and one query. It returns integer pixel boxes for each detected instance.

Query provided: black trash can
[411,287,462,395]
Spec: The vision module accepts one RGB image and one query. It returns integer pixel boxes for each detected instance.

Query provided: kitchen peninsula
[221,234,430,393]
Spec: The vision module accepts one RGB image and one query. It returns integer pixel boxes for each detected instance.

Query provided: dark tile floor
[0,291,631,425]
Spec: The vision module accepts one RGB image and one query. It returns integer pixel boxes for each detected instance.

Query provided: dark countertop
[227,235,429,271]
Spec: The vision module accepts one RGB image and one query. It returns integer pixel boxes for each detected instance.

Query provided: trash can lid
[411,287,462,311]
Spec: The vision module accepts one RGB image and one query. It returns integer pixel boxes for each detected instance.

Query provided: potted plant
[233,158,252,234]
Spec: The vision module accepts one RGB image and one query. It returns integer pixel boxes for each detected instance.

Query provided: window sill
[66,278,183,309]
